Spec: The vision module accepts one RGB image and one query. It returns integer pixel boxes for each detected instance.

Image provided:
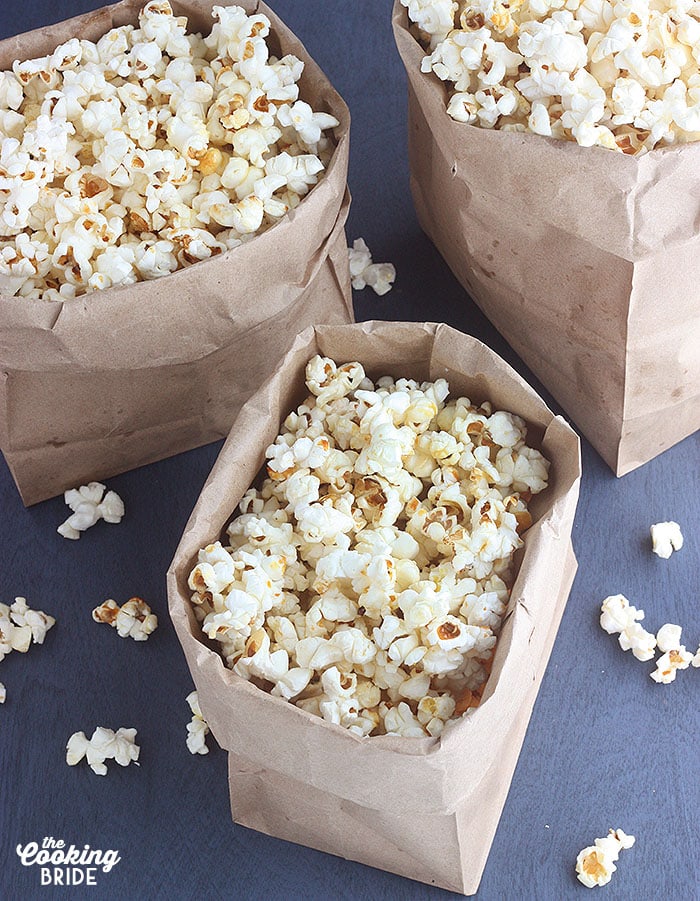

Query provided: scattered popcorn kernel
[57,482,124,539]
[403,0,700,154]
[66,726,140,775]
[599,594,656,662]
[575,829,635,888]
[92,598,120,626]
[92,597,157,641]
[650,522,683,559]
[185,690,211,755]
[650,646,693,684]
[348,238,396,296]
[188,356,548,737]
[656,623,683,654]
[0,596,55,662]
[1,3,339,301]
[0,682,5,704]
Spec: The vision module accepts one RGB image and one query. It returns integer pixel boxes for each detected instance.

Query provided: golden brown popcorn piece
[92,599,120,625]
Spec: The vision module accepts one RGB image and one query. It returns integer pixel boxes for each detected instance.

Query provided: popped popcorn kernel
[1,3,339,300]
[0,596,55,662]
[575,829,635,888]
[348,238,396,296]
[188,356,548,737]
[650,521,683,559]
[403,0,700,153]
[65,726,140,776]
[650,644,693,684]
[92,596,157,641]
[186,690,211,755]
[599,593,656,661]
[0,682,5,704]
[57,481,124,539]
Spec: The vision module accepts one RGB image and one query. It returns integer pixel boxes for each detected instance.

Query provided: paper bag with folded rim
[167,320,581,895]
[0,0,353,506]
[392,1,700,477]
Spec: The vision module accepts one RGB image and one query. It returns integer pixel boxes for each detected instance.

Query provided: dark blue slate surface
[0,2,698,899]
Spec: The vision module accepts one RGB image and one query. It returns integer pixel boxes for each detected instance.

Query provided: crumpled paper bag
[167,320,581,895]
[0,0,353,506]
[392,2,700,477]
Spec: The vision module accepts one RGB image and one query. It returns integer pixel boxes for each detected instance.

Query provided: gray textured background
[1,2,698,899]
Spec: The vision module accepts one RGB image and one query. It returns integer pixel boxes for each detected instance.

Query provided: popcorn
[617,621,657,663]
[348,238,396,296]
[403,0,700,153]
[57,481,124,539]
[1,3,339,300]
[0,683,5,704]
[0,596,55,662]
[575,828,635,888]
[650,624,693,683]
[92,597,158,641]
[650,521,684,559]
[404,0,458,47]
[276,101,338,149]
[185,690,211,755]
[189,356,548,737]
[66,726,140,775]
[656,623,683,654]
[599,593,656,662]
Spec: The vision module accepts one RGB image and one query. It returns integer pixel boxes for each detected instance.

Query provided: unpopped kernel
[0,2,339,300]
[57,482,124,540]
[185,690,211,755]
[188,355,548,737]
[92,596,158,641]
[575,828,635,888]
[348,237,396,296]
[403,0,700,153]
[65,726,140,776]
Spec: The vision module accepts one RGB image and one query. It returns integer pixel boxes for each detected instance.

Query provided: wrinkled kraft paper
[393,3,700,477]
[167,321,581,895]
[0,0,353,506]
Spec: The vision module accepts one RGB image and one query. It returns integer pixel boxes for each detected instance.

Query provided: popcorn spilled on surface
[57,482,124,540]
[650,521,683,559]
[650,622,693,683]
[600,595,698,684]
[0,2,339,301]
[575,828,635,888]
[0,596,55,662]
[188,355,549,738]
[403,0,700,153]
[599,593,656,662]
[0,682,5,704]
[185,691,211,755]
[348,238,396,296]
[92,597,158,641]
[66,726,140,776]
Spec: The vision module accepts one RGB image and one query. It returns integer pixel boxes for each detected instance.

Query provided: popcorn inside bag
[188,355,550,738]
[0,1,339,300]
[402,0,700,153]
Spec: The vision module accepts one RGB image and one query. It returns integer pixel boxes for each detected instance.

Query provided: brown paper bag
[0,0,353,506]
[167,320,581,895]
[392,2,700,477]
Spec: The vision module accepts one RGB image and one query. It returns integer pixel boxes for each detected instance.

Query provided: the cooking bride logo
[16,836,121,886]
